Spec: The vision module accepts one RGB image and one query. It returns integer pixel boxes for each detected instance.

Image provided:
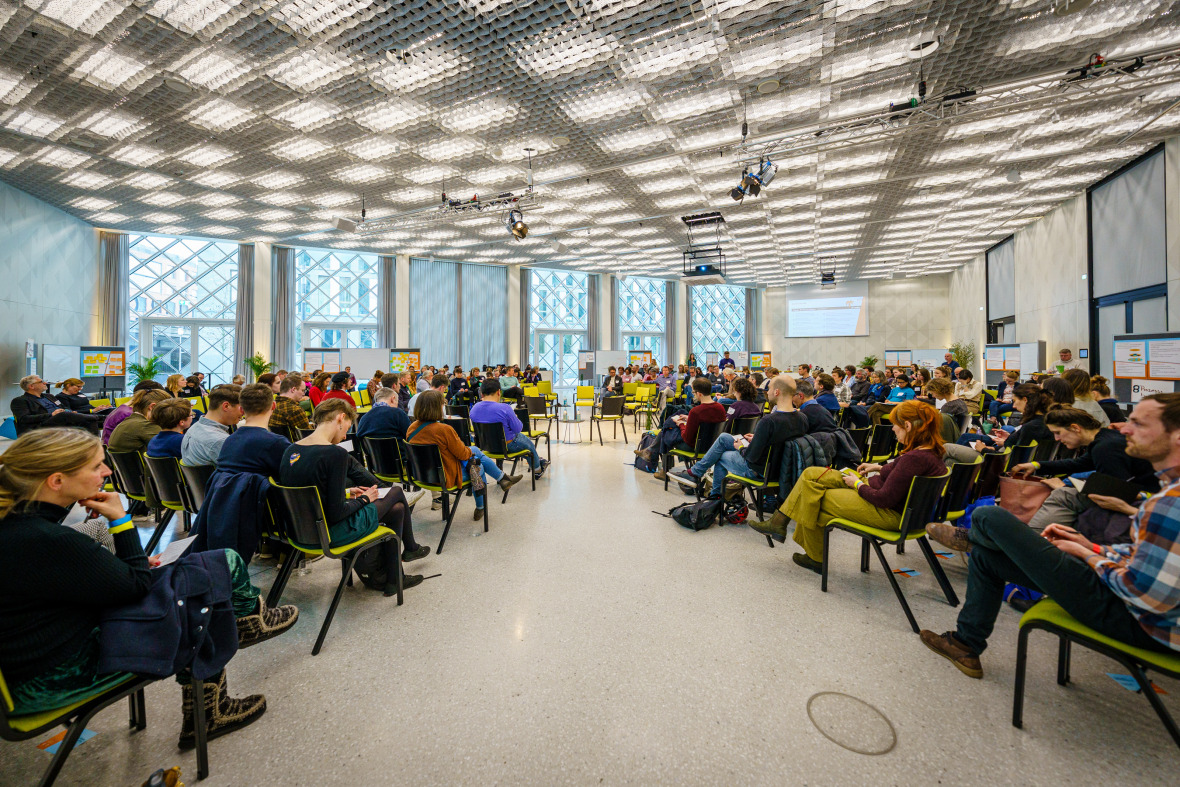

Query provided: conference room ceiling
[0,1,1178,286]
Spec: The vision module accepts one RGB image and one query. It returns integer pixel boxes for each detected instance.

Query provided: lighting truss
[345,189,543,235]
[736,45,1180,166]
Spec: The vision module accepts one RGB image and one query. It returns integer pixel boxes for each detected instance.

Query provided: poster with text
[628,351,652,366]
[750,352,772,369]
[1114,341,1147,378]
[81,349,125,376]
[1148,339,1180,380]
[388,351,421,373]
[984,347,1005,371]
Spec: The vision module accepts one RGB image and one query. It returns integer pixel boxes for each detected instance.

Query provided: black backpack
[659,498,723,531]
[634,432,659,473]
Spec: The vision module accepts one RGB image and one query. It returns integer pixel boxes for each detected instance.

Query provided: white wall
[949,255,987,377]
[0,181,100,417]
[761,275,952,370]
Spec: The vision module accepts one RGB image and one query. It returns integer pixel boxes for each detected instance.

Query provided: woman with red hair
[751,399,948,573]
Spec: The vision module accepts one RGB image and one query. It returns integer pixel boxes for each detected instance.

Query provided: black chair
[443,416,472,446]
[934,455,982,522]
[845,426,870,461]
[142,455,193,534]
[404,441,486,554]
[523,396,555,442]
[179,461,215,510]
[665,420,725,494]
[270,423,300,442]
[107,451,171,555]
[590,395,628,445]
[973,448,1012,501]
[360,436,411,486]
[822,472,956,633]
[865,424,898,463]
[726,414,760,436]
[265,481,402,655]
[472,421,536,502]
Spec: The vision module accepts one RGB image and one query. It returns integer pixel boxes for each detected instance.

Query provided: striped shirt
[1087,466,1180,651]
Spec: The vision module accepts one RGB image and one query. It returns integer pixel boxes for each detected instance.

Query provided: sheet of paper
[898,351,913,366]
[155,535,197,566]
[377,486,393,498]
[1148,339,1180,379]
[984,347,1005,370]
[1003,347,1020,371]
[338,440,353,452]
[1114,341,1147,378]
[1131,379,1172,403]
[884,351,899,367]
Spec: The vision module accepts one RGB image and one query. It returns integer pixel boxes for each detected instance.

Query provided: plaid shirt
[1087,466,1180,651]
[269,395,309,436]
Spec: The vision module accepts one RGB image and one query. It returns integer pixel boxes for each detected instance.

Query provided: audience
[396,371,414,411]
[408,374,448,416]
[108,389,170,456]
[724,378,762,422]
[52,378,109,415]
[308,372,331,406]
[145,398,193,459]
[269,374,310,436]
[11,374,106,437]
[181,386,243,467]
[164,374,185,398]
[470,379,548,479]
[602,366,623,395]
[989,370,1020,421]
[256,372,279,393]
[1091,375,1126,424]
[921,394,1180,680]
[795,380,839,434]
[925,377,968,443]
[650,377,726,482]
[1061,368,1111,427]
[322,372,356,406]
[1057,347,1087,371]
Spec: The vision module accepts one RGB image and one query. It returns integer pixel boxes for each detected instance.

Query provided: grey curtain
[271,246,296,371]
[234,243,254,375]
[520,267,531,365]
[745,288,761,353]
[586,273,599,352]
[610,276,620,350]
[665,281,677,366]
[409,259,459,364]
[686,287,695,362]
[98,231,129,347]
[461,263,506,368]
[378,255,396,347]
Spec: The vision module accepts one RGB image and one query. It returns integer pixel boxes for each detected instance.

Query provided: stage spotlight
[506,208,528,240]
[729,159,778,201]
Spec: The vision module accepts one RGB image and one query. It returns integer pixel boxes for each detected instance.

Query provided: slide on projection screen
[785,280,869,337]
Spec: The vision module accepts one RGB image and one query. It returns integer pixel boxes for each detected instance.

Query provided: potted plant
[127,355,163,385]
[243,352,276,383]
[860,354,878,369]
[949,341,977,373]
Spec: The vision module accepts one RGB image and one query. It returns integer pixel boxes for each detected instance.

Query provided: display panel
[785,281,869,338]
[81,349,125,376]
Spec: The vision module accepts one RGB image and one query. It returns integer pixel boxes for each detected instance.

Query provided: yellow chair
[350,391,363,406]
[536,380,556,402]
[187,396,205,413]
[522,384,539,398]
[114,396,131,405]
[90,397,110,408]
[622,382,638,402]
[575,385,595,414]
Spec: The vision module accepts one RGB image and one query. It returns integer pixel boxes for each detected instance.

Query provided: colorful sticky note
[1107,673,1168,694]
[38,728,97,754]
[892,567,920,577]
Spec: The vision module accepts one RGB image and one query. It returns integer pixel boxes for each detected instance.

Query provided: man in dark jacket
[848,368,872,404]
[796,380,839,434]
[357,387,411,440]
[10,375,104,435]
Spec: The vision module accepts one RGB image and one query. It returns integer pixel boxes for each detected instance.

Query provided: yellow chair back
[90,398,111,408]
[523,385,539,397]
[537,380,553,396]
[115,396,131,405]
[576,385,594,401]
[351,391,363,406]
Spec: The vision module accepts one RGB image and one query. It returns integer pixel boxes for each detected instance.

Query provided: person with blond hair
[752,400,949,573]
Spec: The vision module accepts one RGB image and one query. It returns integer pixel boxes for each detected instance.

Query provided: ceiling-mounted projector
[680,263,727,286]
[680,212,727,284]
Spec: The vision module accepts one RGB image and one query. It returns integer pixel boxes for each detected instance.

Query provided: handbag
[996,474,1054,524]
[467,460,486,493]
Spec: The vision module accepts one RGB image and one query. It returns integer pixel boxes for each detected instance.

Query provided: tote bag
[997,474,1053,524]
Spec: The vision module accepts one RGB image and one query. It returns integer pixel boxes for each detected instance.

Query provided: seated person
[669,375,805,496]
[921,394,1180,680]
[108,389,171,455]
[54,378,113,415]
[448,369,470,400]
[1007,405,1158,533]
[815,374,842,412]
[470,379,548,479]
[751,400,947,573]
[145,398,193,459]
[0,428,296,743]
[322,372,356,406]
[178,374,203,398]
[866,374,916,424]
[848,368,872,404]
[1091,375,1126,424]
[269,373,310,437]
[499,368,523,401]
[795,364,815,389]
[408,391,523,522]
[602,366,624,395]
[1060,368,1110,428]
[358,385,412,442]
[282,398,431,593]
[10,375,106,437]
[954,368,984,415]
[408,374,448,416]
[191,385,289,564]
[988,371,1020,421]
[395,371,414,411]
[181,385,242,467]
[650,377,727,482]
[925,377,968,444]
[795,380,839,434]
[101,380,164,444]
[724,378,762,423]
[307,372,331,406]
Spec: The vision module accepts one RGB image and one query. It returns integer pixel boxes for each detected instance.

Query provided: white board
[912,348,948,370]
[595,350,628,370]
[42,344,81,384]
[340,348,392,377]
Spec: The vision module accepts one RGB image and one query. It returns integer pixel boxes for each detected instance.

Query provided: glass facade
[689,284,746,359]
[128,234,238,385]
[294,247,379,366]
[617,276,665,365]
[529,269,588,394]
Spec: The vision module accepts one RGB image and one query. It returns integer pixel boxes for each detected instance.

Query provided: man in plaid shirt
[268,374,309,437]
[921,393,1180,678]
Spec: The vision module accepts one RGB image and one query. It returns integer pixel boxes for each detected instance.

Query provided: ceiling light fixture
[1006,169,1022,183]
[162,77,193,94]
[552,135,571,147]
[505,208,529,240]
[757,79,780,94]
[907,37,941,60]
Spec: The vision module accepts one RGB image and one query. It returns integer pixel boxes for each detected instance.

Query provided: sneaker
[747,510,789,543]
[473,507,485,521]
[498,473,524,492]
[791,551,823,574]
[533,459,550,479]
[920,630,982,678]
[236,598,299,649]
[405,489,427,508]
[926,521,971,552]
[402,544,431,562]
[385,574,424,596]
[667,468,701,487]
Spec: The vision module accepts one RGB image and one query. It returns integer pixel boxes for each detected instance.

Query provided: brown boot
[920,630,983,679]
[178,670,266,749]
[236,598,299,649]
[748,509,789,542]
[925,521,971,552]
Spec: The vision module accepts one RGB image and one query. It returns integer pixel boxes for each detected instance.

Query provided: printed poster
[81,349,125,376]
[388,350,421,373]
[1148,339,1180,380]
[1003,346,1021,371]
[1114,341,1147,378]
[1132,379,1172,403]
[750,352,772,369]
[984,347,1005,371]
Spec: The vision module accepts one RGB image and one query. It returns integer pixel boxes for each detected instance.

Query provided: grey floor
[4,428,1179,785]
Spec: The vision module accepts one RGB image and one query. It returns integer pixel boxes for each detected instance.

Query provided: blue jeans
[506,434,540,470]
[689,433,760,497]
[988,401,1014,419]
[463,447,503,508]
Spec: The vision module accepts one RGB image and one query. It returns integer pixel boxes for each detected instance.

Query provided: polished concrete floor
[4,430,1179,785]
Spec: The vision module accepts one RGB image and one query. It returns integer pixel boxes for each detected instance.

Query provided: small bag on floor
[634,432,659,473]
[657,498,723,531]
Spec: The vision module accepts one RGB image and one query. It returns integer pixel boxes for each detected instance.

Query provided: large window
[294,248,379,365]
[128,234,238,386]
[529,269,588,393]
[618,276,665,365]
[690,284,746,359]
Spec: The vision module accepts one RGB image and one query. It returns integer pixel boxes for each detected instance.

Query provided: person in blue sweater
[866,374,916,424]
[357,387,411,440]
[470,379,549,478]
[145,398,193,459]
[814,373,841,413]
[845,370,892,428]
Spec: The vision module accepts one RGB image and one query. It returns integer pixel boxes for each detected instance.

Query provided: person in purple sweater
[752,399,948,573]
[469,379,549,478]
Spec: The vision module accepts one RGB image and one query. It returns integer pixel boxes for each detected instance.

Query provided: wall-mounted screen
[784,280,869,338]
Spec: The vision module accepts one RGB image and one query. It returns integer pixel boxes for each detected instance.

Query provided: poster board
[628,351,653,366]
[42,344,82,384]
[705,352,719,368]
[911,349,946,370]
[749,352,772,370]
[984,347,1005,371]
[340,348,391,377]
[1003,346,1021,371]
[81,349,125,376]
[732,351,750,368]
[388,349,421,373]
[302,348,341,374]
[1111,333,1180,404]
[884,350,913,368]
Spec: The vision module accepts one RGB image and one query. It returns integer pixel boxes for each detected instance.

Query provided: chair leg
[144,508,174,555]
[821,527,831,592]
[132,688,146,731]
[192,675,209,780]
[869,539,919,633]
[1012,624,1033,730]
[620,420,627,445]
[860,539,870,572]
[266,546,300,607]
[916,536,960,606]
[483,500,489,534]
[437,492,457,554]
[597,419,603,446]
[1127,660,1180,747]
[313,551,361,656]
[1057,637,1071,686]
